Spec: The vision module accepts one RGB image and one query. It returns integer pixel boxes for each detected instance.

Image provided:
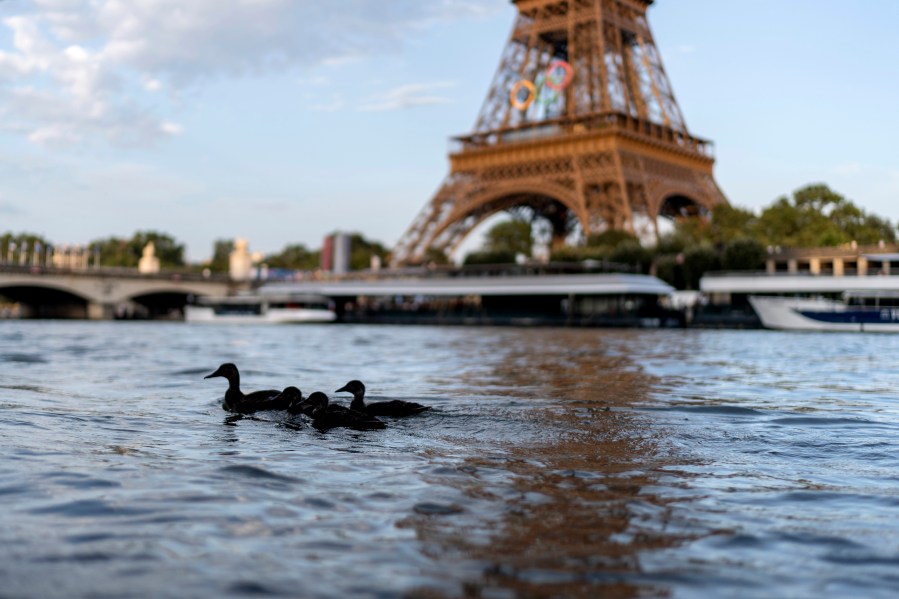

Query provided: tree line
[0,231,188,269]
[206,234,389,272]
[3,183,891,289]
[460,183,898,289]
[0,230,389,274]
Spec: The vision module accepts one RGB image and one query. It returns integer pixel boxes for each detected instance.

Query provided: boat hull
[748,296,899,332]
[184,306,336,324]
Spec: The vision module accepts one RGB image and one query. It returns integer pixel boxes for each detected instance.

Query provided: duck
[298,391,386,431]
[335,380,430,417]
[204,363,288,414]
[268,386,307,416]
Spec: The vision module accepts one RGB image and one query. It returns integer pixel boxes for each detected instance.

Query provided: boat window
[213,304,263,316]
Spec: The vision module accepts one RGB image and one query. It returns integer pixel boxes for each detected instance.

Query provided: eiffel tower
[392,0,727,265]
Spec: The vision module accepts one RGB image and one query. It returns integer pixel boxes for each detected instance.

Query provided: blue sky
[0,0,896,262]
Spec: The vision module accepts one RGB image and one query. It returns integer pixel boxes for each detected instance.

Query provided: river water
[1,321,898,598]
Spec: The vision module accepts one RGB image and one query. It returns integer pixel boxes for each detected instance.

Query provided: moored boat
[749,292,899,332]
[185,293,335,324]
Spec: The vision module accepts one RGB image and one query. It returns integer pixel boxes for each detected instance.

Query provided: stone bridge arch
[0,282,90,319]
[0,271,231,319]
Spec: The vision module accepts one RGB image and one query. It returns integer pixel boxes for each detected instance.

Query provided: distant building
[321,233,351,275]
[763,242,899,277]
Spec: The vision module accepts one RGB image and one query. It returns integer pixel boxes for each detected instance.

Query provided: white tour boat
[748,292,899,332]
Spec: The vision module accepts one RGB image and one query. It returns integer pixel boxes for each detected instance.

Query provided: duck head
[335,380,365,398]
[205,363,239,383]
[274,386,304,413]
[300,391,330,417]
[276,386,303,402]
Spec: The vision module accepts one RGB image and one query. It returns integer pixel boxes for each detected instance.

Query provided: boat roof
[863,253,899,262]
[701,273,899,294]
[843,289,899,299]
[260,273,674,297]
[196,293,329,305]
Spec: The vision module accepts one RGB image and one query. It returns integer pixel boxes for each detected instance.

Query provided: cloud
[357,82,455,112]
[159,121,182,136]
[0,0,503,147]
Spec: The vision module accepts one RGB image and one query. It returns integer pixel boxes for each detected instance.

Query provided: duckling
[204,363,286,414]
[335,380,430,417]
[268,386,307,416]
[299,391,386,431]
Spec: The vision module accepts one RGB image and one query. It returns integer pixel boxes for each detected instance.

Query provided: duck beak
[335,384,350,393]
[204,366,224,379]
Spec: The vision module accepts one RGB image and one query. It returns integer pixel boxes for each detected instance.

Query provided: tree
[668,203,756,247]
[423,247,451,266]
[829,203,896,245]
[462,249,517,265]
[265,243,320,270]
[682,244,721,290]
[1,232,51,263]
[90,236,132,267]
[131,231,185,268]
[754,184,894,247]
[723,237,766,271]
[549,245,606,263]
[208,239,234,272]
[654,254,685,289]
[710,204,759,245]
[462,219,533,265]
[671,216,713,247]
[347,233,390,271]
[586,229,637,249]
[484,219,533,256]
[665,183,895,251]
[609,240,652,273]
[90,231,185,268]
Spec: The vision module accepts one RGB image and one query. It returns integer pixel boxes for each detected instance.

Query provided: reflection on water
[405,330,683,598]
[1,323,898,597]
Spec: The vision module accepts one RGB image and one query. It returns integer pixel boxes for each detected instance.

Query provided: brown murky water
[403,331,683,598]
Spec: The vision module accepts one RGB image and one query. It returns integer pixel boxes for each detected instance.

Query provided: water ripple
[0,324,896,597]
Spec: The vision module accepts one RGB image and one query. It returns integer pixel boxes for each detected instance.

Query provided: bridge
[0,265,235,319]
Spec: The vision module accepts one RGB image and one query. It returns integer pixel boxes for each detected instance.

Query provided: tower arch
[424,180,588,258]
[657,193,709,220]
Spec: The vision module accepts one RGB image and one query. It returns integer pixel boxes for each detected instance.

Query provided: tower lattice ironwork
[392,0,727,265]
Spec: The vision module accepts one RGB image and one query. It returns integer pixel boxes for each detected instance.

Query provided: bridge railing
[0,263,232,282]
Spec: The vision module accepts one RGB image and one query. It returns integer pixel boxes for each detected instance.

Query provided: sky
[0,0,897,263]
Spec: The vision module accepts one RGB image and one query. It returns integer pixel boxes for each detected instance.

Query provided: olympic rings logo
[510,60,574,111]
[510,80,537,111]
